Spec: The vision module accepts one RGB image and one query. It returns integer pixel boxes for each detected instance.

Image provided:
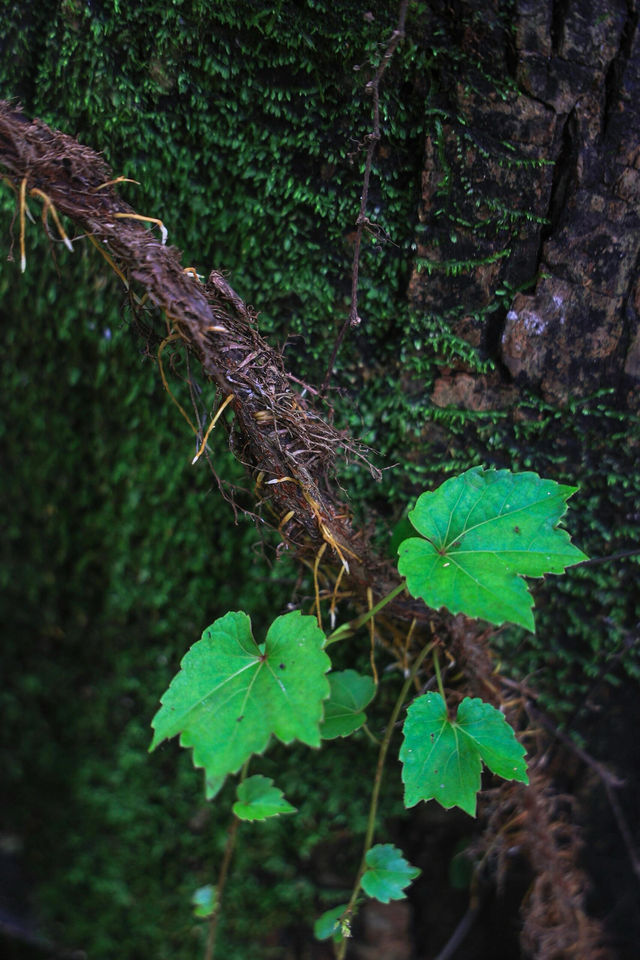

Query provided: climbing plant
[2,2,638,958]
[150,466,585,954]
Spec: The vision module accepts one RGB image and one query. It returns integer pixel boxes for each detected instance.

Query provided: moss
[1,1,638,956]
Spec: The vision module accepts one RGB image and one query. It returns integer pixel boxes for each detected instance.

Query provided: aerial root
[183,266,205,281]
[192,393,235,464]
[299,488,360,575]
[87,233,130,289]
[93,176,140,192]
[278,510,296,533]
[113,212,167,244]
[30,188,73,252]
[1,174,34,221]
[86,235,148,313]
[319,520,359,575]
[158,332,199,435]
[4,179,75,272]
[329,564,347,630]
[313,542,328,630]
[19,177,27,271]
[257,475,360,574]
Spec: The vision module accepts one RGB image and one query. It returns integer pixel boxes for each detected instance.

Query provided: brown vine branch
[321,0,409,395]
[0,98,423,627]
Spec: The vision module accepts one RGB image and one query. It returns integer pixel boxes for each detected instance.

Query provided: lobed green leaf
[232,775,296,821]
[360,844,421,903]
[400,693,528,816]
[319,670,376,739]
[398,466,587,631]
[150,611,330,792]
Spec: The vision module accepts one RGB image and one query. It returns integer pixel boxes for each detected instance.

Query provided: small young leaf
[360,844,421,903]
[149,611,330,791]
[397,467,587,632]
[232,775,296,821]
[191,884,216,919]
[314,904,349,942]
[320,670,376,739]
[400,693,528,817]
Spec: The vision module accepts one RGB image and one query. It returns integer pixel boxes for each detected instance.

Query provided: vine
[0,35,616,954]
[149,466,584,956]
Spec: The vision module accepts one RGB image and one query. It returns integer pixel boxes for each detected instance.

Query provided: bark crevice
[603,0,639,139]
[550,0,571,56]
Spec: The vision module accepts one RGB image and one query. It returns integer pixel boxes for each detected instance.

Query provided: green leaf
[314,904,349,942]
[191,885,216,919]
[397,467,587,631]
[232,775,296,821]
[319,670,376,739]
[400,693,528,817]
[389,514,414,558]
[149,611,330,790]
[204,774,225,802]
[360,844,421,903]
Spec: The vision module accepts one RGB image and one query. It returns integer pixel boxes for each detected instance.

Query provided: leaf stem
[362,723,381,746]
[325,582,405,646]
[205,761,249,960]
[335,639,434,959]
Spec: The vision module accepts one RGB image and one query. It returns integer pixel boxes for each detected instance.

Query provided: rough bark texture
[409,0,640,411]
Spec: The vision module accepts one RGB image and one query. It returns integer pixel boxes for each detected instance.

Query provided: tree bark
[409,0,640,411]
